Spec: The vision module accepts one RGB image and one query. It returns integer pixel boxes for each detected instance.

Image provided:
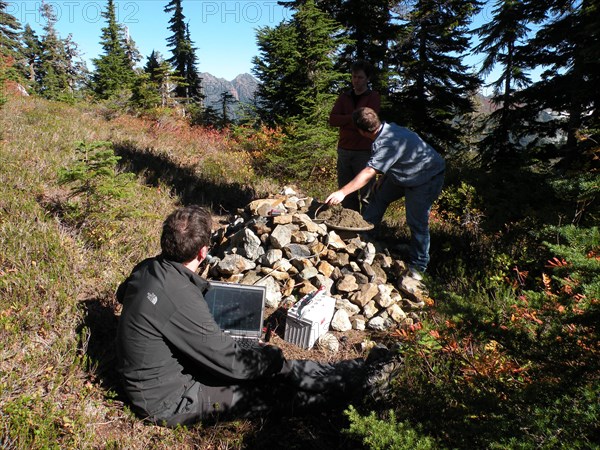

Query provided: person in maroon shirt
[329,61,381,212]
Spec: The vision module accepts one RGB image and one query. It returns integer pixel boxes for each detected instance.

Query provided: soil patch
[316,205,372,229]
[263,306,385,362]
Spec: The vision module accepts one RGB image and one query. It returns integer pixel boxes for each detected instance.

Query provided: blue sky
[9,0,292,80]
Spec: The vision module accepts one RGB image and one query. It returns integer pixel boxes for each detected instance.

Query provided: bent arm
[326,167,379,205]
[166,292,285,383]
[328,95,352,127]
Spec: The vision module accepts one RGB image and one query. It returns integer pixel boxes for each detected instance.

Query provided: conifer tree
[316,0,400,94]
[253,0,346,124]
[144,50,161,77]
[164,0,202,102]
[473,0,533,166]
[518,0,600,164]
[253,0,347,180]
[21,24,40,86]
[37,2,73,100]
[122,26,142,68]
[130,72,160,109]
[63,33,89,93]
[219,91,235,127]
[0,0,21,57]
[164,0,186,85]
[131,50,177,108]
[0,0,22,103]
[183,24,202,102]
[253,21,299,123]
[389,0,481,152]
[92,0,137,99]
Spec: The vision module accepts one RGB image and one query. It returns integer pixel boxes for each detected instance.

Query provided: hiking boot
[365,344,392,366]
[363,357,403,403]
[407,266,424,281]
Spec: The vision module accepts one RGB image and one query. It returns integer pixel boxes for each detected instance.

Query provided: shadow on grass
[232,414,362,450]
[78,297,125,400]
[443,162,569,232]
[114,141,257,213]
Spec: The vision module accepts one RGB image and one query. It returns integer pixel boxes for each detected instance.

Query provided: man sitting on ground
[116,205,400,427]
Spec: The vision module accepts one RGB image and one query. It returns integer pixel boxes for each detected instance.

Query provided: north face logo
[147,292,158,305]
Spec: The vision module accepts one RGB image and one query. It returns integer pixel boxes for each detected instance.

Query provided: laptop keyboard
[234,337,259,349]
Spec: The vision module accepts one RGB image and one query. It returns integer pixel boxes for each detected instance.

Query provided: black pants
[158,359,366,427]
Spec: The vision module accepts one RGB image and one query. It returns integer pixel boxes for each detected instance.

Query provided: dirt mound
[316,204,373,229]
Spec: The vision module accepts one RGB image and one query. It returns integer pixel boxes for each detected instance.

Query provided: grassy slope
[1,97,178,448]
[0,97,282,449]
[1,97,365,450]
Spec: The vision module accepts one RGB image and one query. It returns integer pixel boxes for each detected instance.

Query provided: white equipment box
[284,291,336,349]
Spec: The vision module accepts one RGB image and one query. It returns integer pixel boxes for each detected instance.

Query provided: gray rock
[270,224,293,248]
[326,231,346,249]
[359,261,376,282]
[367,316,386,331]
[398,276,429,303]
[374,284,395,308]
[335,298,361,316]
[255,275,282,308]
[259,266,290,281]
[351,315,366,331]
[336,274,359,293]
[387,303,408,323]
[300,266,319,280]
[314,274,334,294]
[353,272,370,285]
[217,254,256,275]
[230,227,264,261]
[370,262,388,284]
[349,282,379,307]
[262,248,283,267]
[363,301,379,319]
[331,309,352,332]
[357,242,376,265]
[283,243,312,260]
[240,270,263,285]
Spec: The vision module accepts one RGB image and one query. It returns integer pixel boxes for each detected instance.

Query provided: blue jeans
[337,148,374,212]
[363,171,445,272]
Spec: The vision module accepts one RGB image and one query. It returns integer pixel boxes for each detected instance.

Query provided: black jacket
[116,256,285,418]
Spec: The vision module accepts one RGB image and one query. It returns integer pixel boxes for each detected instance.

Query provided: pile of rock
[204,187,430,341]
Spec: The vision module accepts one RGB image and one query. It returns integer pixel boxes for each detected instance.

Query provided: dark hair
[353,107,381,133]
[351,60,373,79]
[160,205,212,263]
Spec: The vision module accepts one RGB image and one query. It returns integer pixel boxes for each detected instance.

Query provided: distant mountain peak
[200,72,258,116]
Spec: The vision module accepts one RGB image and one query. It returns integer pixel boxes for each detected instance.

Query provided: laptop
[203,281,266,345]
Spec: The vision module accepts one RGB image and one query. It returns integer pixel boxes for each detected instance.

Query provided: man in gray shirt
[117,205,401,426]
[326,107,445,279]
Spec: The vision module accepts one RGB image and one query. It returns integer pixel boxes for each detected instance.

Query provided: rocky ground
[205,188,432,363]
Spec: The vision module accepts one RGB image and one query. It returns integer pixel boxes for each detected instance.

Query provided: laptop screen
[204,281,266,337]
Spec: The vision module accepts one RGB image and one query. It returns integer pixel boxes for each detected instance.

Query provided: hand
[326,190,346,205]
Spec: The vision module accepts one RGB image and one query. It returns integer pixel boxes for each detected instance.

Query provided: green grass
[1,96,598,449]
